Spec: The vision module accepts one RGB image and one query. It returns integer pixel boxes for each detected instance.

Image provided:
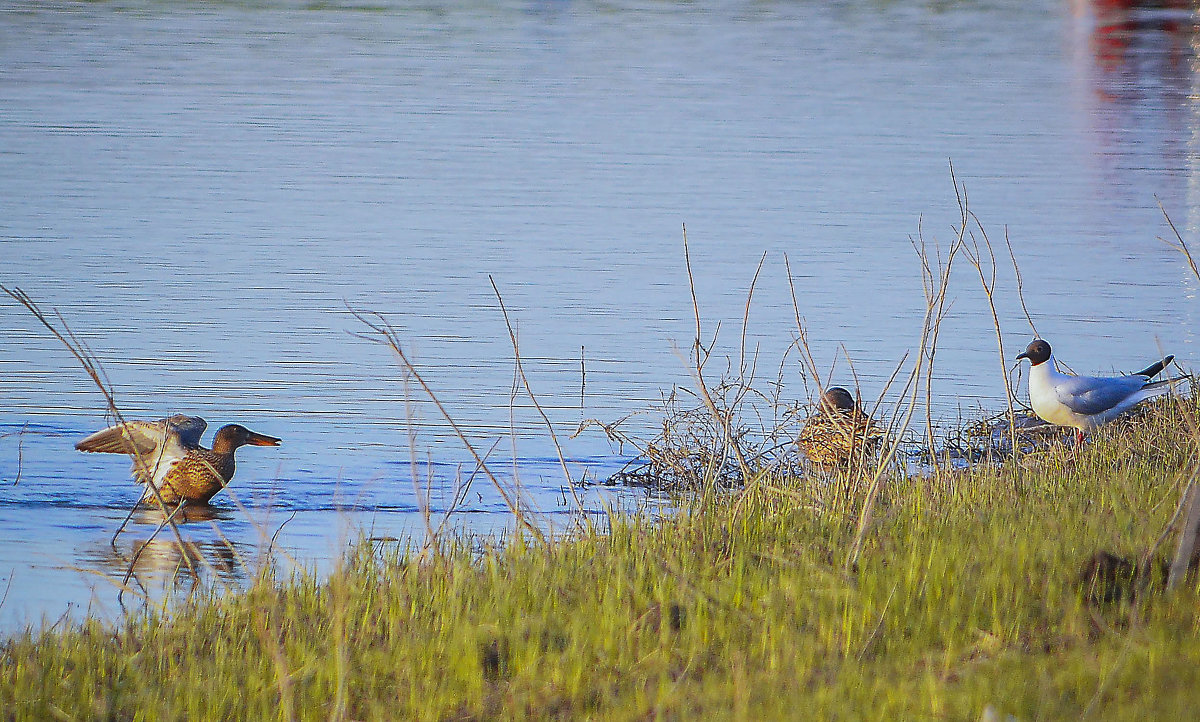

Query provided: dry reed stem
[726,252,775,505]
[206,520,253,588]
[953,165,1020,458]
[1156,202,1200,588]
[846,209,963,570]
[395,356,438,549]
[739,252,768,375]
[506,353,529,523]
[120,500,191,595]
[63,565,152,604]
[1167,474,1200,589]
[783,253,907,485]
[489,276,589,527]
[0,571,12,616]
[1158,198,1199,280]
[781,254,825,393]
[913,215,941,470]
[434,438,502,542]
[0,424,29,486]
[733,252,768,414]
[1004,226,1039,338]
[0,285,199,579]
[348,306,546,544]
[681,225,752,481]
[909,218,961,475]
[221,486,303,574]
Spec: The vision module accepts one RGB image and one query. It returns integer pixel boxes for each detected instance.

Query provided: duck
[796,387,883,469]
[1015,338,1175,444]
[76,415,280,505]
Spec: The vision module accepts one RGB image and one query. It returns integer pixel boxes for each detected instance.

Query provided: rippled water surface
[2,0,1199,630]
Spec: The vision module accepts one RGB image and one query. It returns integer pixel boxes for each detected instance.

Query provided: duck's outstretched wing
[76,415,207,455]
[76,416,207,488]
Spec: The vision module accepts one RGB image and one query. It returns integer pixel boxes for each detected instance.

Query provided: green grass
[4,402,1200,720]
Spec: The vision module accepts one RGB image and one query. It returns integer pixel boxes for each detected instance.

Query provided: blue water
[1,0,1199,631]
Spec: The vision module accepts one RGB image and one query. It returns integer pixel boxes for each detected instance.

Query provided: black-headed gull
[1015,339,1175,444]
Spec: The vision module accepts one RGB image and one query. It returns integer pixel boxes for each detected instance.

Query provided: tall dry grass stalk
[489,276,589,528]
[645,207,972,568]
[844,209,962,569]
[954,167,1020,458]
[1,285,199,581]
[0,423,29,486]
[911,212,963,475]
[349,306,547,545]
[782,254,908,492]
[681,225,753,481]
[1156,202,1200,589]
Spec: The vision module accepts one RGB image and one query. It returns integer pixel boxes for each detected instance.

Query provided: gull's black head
[1016,339,1052,366]
[820,387,856,412]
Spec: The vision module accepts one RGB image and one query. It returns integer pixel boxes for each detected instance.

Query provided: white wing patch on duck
[76,415,208,493]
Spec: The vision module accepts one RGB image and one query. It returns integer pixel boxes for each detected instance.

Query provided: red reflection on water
[1063,1,1197,251]
[1084,0,1195,98]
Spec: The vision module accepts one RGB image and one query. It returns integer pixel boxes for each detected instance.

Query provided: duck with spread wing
[76,415,280,505]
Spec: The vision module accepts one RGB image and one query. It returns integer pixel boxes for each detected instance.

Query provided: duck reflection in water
[86,535,248,590]
[128,503,231,525]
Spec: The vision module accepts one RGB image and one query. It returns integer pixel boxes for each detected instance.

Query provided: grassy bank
[3,401,1200,720]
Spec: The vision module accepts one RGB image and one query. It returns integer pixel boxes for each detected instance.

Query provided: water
[1,0,1198,631]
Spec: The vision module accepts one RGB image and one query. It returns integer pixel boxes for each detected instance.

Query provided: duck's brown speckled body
[76,415,280,505]
[797,388,883,469]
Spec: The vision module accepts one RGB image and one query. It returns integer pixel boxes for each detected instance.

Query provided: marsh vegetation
[3,189,1200,720]
[3,396,1200,720]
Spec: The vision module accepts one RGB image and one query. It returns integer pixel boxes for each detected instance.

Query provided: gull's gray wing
[1053,374,1146,417]
[76,416,207,455]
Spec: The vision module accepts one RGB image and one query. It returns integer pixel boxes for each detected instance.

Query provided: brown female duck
[76,415,280,505]
[796,387,883,469]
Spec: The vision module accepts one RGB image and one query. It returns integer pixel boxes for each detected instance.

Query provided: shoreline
[3,397,1198,719]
